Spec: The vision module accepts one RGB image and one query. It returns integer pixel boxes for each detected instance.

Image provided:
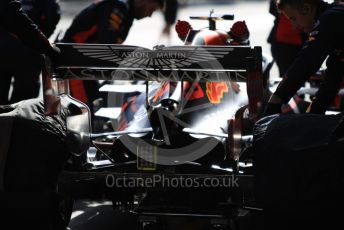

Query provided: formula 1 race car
[44,13,273,230]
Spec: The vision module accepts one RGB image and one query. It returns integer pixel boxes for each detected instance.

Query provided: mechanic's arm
[266,17,334,115]
[308,56,344,113]
[1,1,55,54]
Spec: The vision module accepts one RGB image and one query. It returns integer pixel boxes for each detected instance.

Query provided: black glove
[263,102,282,116]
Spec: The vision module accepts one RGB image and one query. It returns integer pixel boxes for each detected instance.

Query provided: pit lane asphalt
[68,200,220,230]
[68,200,141,230]
[58,0,274,229]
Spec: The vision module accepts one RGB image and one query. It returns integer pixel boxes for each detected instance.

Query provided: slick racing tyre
[1,99,70,229]
[53,191,74,230]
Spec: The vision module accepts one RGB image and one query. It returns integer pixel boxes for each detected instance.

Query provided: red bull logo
[206,82,228,104]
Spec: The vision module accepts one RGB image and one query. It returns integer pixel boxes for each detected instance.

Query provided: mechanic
[0,2,62,228]
[265,0,344,115]
[0,0,60,105]
[62,0,164,112]
[267,0,307,78]
[161,0,179,37]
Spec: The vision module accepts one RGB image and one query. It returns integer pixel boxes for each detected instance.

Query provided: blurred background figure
[267,0,307,78]
[0,0,60,105]
[61,0,164,113]
[63,0,163,44]
[160,0,179,43]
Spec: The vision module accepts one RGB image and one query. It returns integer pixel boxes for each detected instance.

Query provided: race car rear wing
[43,43,263,114]
[53,43,261,82]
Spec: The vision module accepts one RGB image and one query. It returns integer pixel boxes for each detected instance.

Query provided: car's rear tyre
[52,192,74,230]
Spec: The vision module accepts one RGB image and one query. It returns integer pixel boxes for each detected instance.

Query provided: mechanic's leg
[0,29,15,105]
[10,50,41,103]
[0,72,12,105]
[0,28,42,104]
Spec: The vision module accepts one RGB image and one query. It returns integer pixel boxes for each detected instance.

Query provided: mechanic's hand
[263,102,282,117]
[264,94,284,116]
